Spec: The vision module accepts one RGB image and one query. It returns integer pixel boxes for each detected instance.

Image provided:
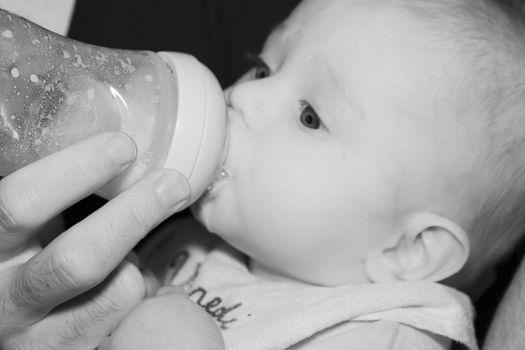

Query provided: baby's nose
[224,81,265,129]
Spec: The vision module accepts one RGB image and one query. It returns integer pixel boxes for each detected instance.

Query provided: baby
[102,0,525,349]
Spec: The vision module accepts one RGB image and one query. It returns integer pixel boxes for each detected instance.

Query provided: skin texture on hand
[483,256,525,350]
[0,132,190,349]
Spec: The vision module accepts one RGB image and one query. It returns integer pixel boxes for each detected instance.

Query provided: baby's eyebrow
[324,58,363,120]
[269,21,293,44]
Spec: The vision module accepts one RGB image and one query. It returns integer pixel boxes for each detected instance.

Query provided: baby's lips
[219,116,231,169]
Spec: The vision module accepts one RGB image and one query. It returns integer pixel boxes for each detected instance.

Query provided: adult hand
[0,132,190,349]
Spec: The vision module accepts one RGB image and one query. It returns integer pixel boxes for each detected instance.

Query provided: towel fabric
[167,243,478,350]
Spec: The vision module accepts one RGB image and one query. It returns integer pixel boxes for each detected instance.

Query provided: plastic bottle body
[0,10,207,200]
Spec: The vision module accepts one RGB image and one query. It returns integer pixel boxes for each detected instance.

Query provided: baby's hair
[388,0,525,281]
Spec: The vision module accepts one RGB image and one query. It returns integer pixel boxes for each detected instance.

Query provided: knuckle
[0,185,32,236]
[58,300,117,346]
[85,268,142,321]
[0,200,22,236]
[85,292,121,323]
[11,258,58,309]
[48,249,99,291]
[14,251,96,309]
[120,190,164,232]
[0,283,20,322]
[59,272,141,344]
[11,262,48,308]
[60,311,98,344]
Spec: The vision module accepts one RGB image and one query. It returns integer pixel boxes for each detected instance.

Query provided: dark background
[68,0,301,88]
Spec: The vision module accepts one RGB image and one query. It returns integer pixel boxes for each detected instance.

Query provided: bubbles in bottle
[0,9,166,176]
[28,76,122,158]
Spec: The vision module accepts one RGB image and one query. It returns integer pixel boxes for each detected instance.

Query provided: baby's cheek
[239,160,328,234]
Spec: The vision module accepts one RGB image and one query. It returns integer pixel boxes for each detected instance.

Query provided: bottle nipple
[155,52,228,206]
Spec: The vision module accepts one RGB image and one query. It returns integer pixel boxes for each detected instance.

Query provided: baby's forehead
[269,1,479,125]
[276,0,477,79]
[277,0,433,47]
[272,1,446,67]
[287,0,404,23]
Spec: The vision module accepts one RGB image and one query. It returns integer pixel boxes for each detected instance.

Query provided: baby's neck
[247,256,373,286]
[248,259,307,285]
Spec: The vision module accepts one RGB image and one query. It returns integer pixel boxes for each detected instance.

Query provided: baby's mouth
[207,167,229,190]
[204,126,231,195]
[198,166,229,200]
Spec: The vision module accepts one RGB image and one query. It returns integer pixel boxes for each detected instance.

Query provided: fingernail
[107,133,137,166]
[154,171,190,209]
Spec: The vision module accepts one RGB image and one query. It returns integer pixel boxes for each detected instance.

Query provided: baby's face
[194,0,478,285]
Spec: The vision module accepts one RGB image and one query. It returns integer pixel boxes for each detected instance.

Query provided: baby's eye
[245,53,271,79]
[299,101,323,130]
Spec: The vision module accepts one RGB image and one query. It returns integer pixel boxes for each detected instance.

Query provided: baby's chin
[189,198,210,228]
[190,191,241,242]
[190,192,223,235]
[190,170,233,233]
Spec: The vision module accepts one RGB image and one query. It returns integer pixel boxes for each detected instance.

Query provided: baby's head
[194,0,525,290]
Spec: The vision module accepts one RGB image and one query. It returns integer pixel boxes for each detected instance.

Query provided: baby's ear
[365,212,470,283]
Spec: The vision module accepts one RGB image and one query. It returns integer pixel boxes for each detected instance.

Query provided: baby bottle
[0,9,227,206]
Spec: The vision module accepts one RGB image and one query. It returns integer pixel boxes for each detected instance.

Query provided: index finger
[0,132,137,253]
[8,170,189,317]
